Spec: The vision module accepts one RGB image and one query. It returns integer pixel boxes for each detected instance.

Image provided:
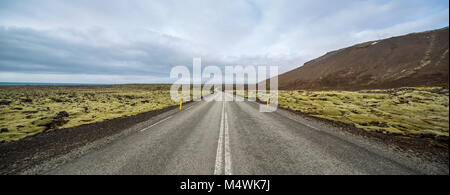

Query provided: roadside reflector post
[267,97,270,106]
[180,100,182,110]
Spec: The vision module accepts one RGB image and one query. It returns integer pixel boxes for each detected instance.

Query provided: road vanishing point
[45,91,447,175]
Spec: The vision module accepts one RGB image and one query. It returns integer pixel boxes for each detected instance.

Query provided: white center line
[140,116,173,132]
[214,101,225,175]
[224,109,232,175]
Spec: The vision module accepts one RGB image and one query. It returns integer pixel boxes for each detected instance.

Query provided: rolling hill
[274,27,449,90]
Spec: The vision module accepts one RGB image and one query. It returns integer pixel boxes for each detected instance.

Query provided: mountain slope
[275,27,449,90]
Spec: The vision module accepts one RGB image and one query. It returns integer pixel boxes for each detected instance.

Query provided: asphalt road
[46,91,447,175]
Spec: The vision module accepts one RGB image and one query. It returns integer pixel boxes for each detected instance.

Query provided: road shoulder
[0,102,194,175]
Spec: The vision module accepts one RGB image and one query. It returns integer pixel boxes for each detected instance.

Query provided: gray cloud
[0,26,200,76]
[0,0,448,83]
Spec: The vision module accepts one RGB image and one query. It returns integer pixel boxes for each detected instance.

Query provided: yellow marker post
[180,100,182,110]
[267,98,269,106]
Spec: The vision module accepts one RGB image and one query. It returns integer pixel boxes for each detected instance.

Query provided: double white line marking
[214,101,232,175]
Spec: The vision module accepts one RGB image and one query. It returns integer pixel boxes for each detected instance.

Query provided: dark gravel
[0,104,180,175]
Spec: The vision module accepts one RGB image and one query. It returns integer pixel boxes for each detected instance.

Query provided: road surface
[45,91,447,175]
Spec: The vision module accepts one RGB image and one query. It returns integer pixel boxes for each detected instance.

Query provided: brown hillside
[274,27,449,90]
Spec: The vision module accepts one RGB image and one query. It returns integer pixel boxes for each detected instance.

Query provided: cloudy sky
[0,0,448,84]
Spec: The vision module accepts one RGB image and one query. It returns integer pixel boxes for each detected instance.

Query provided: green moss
[277,87,449,138]
[0,85,182,142]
